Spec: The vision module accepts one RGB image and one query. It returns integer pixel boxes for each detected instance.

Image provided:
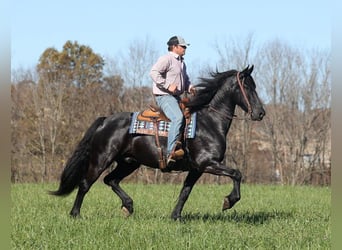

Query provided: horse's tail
[49,116,106,196]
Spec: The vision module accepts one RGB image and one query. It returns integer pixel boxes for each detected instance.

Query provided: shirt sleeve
[150,55,171,89]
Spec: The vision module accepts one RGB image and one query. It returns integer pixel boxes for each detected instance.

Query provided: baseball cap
[167,36,190,47]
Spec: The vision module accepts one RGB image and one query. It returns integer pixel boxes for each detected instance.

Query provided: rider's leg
[155,95,184,159]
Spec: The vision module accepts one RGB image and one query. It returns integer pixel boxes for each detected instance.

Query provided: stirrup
[160,149,185,172]
[169,149,185,161]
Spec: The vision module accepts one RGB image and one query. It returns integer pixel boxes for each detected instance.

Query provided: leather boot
[162,141,184,172]
[165,148,184,170]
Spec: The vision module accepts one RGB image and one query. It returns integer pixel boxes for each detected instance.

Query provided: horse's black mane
[186,69,237,108]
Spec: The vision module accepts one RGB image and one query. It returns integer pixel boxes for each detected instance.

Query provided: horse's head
[235,65,265,121]
[186,65,265,121]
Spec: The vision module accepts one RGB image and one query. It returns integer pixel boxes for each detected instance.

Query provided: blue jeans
[155,95,184,155]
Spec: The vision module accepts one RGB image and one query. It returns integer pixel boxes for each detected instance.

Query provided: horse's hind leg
[104,158,140,217]
[70,159,114,218]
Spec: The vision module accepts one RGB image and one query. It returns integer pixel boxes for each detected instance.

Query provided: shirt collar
[170,52,182,60]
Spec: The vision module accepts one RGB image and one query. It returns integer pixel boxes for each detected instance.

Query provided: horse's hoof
[172,216,183,222]
[121,206,132,217]
[171,212,181,221]
[222,197,232,211]
[70,210,81,218]
[70,214,81,219]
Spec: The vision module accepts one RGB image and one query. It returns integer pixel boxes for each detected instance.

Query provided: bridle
[236,71,253,115]
[208,71,253,120]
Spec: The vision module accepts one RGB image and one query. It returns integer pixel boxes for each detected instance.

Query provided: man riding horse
[150,35,195,171]
[50,35,265,219]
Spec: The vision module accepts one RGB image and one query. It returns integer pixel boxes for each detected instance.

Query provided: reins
[208,71,252,121]
[208,105,237,120]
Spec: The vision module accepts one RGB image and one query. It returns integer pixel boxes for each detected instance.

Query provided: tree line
[11,36,331,185]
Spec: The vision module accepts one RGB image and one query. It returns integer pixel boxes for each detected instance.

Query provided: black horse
[50,65,265,220]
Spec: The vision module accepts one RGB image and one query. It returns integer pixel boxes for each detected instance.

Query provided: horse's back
[91,112,133,150]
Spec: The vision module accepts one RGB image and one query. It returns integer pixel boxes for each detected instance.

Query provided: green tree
[37,40,104,88]
[26,41,105,181]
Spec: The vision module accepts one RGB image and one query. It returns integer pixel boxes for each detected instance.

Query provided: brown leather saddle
[137,97,191,123]
[135,99,191,170]
[137,104,171,122]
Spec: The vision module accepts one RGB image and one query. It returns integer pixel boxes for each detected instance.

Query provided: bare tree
[117,36,159,109]
[256,40,301,184]
[257,40,331,185]
[11,73,37,182]
[213,33,255,70]
[29,77,65,181]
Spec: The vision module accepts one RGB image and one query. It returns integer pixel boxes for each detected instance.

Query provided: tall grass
[11,183,330,249]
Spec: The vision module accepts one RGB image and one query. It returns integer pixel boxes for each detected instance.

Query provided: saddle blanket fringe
[129,112,197,138]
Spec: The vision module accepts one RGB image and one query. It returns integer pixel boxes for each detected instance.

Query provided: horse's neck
[199,103,235,136]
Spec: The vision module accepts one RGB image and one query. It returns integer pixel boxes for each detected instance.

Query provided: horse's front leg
[171,168,202,220]
[204,164,242,211]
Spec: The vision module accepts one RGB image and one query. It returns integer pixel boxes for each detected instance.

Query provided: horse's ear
[242,65,249,73]
[241,65,253,76]
[247,65,254,75]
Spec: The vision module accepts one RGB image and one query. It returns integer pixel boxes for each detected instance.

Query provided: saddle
[136,98,191,170]
[137,98,191,123]
[137,105,171,122]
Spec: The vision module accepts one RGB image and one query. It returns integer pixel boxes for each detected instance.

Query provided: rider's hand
[189,86,196,96]
[168,84,177,94]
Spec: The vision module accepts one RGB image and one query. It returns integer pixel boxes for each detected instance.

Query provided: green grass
[11,183,331,249]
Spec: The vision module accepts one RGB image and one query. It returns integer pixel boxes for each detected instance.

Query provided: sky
[11,0,331,70]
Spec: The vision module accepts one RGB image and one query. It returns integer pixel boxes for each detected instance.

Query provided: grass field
[11,182,330,249]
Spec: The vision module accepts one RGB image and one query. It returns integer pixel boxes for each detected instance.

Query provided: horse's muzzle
[251,108,265,121]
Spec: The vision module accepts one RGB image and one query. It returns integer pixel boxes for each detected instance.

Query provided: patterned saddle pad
[129,112,197,138]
